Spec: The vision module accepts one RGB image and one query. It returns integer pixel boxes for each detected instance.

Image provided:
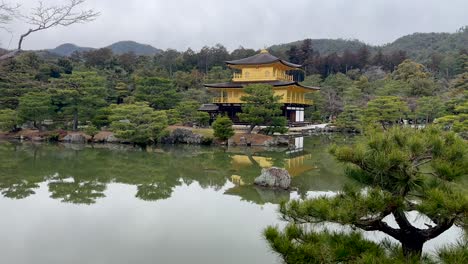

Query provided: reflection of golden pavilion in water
[229,137,316,185]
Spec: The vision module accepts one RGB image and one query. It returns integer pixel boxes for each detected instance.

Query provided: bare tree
[17,0,99,50]
[0,1,19,30]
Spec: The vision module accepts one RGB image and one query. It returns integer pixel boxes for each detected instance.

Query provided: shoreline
[0,124,348,147]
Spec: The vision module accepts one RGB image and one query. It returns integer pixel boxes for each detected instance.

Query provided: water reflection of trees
[0,136,349,205]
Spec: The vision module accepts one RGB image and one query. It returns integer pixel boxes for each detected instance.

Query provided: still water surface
[0,135,462,264]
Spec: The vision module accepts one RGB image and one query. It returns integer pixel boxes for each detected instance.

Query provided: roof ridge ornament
[260,49,269,54]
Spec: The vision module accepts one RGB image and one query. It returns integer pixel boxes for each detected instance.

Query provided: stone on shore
[62,133,87,143]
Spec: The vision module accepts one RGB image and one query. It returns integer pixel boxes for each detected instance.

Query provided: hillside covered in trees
[0,26,467,143]
[270,26,468,72]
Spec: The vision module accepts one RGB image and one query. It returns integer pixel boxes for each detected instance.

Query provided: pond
[0,135,462,264]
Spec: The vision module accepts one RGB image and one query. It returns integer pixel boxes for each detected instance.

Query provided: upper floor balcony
[213,96,312,105]
[232,72,294,82]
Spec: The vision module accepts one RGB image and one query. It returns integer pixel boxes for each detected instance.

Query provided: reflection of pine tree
[48,179,106,204]
[0,179,39,199]
[136,182,173,201]
[0,144,41,199]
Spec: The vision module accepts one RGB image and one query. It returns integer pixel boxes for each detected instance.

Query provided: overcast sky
[1,0,467,51]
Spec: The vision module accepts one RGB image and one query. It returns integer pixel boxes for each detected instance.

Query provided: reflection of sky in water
[0,182,283,264]
[1,182,461,264]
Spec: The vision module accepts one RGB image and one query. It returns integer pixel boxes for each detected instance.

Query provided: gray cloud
[1,0,467,51]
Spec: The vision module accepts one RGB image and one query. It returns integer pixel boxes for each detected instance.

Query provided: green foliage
[91,107,111,128]
[35,64,62,81]
[264,226,409,264]
[204,66,232,83]
[173,70,203,90]
[194,112,210,127]
[238,84,287,134]
[82,124,99,138]
[388,59,438,96]
[50,72,107,130]
[212,116,234,141]
[416,96,445,123]
[0,109,18,132]
[437,241,468,263]
[335,105,362,130]
[164,109,181,125]
[435,100,468,138]
[392,59,430,81]
[57,58,73,74]
[374,79,411,96]
[266,127,468,262]
[451,72,468,91]
[301,74,322,86]
[363,96,408,128]
[18,92,53,128]
[109,103,168,145]
[134,77,181,110]
[174,100,203,126]
[0,31,466,139]
[454,53,468,75]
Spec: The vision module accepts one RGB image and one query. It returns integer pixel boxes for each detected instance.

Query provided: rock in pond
[254,167,291,190]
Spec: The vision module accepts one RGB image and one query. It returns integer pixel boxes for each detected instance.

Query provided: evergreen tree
[265,127,467,262]
[18,92,53,129]
[238,84,287,134]
[50,72,107,130]
[212,116,234,141]
[0,109,18,132]
[363,96,409,129]
[134,77,181,110]
[109,102,168,145]
[335,105,362,131]
[416,96,445,124]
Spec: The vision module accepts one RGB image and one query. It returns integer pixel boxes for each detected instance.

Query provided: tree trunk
[401,239,424,259]
[73,111,78,131]
[18,29,33,50]
[248,124,255,134]
[33,120,39,131]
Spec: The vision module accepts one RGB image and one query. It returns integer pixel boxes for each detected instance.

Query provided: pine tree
[265,127,467,262]
[238,84,287,134]
[212,116,234,141]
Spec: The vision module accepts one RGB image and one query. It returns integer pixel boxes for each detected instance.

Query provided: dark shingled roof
[226,50,302,68]
[198,104,219,111]
[204,81,320,91]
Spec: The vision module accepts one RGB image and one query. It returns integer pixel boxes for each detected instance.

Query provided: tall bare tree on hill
[0,0,99,60]
[17,0,99,50]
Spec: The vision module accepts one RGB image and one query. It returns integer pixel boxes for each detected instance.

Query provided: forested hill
[49,41,162,56]
[50,43,94,56]
[45,27,467,63]
[382,29,468,62]
[105,41,163,55]
[269,39,367,56]
[270,27,468,64]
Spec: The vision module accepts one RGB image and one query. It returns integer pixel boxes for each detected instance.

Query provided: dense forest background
[0,26,466,137]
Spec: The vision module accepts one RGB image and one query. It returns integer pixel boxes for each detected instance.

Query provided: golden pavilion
[199,49,320,124]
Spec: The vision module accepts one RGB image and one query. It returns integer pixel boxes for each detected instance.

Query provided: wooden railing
[213,97,228,103]
[283,97,313,105]
[232,72,294,82]
[214,96,312,105]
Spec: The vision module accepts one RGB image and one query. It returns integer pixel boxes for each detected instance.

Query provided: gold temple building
[199,49,320,124]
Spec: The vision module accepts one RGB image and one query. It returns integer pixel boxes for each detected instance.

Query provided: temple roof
[225,49,302,69]
[204,80,320,90]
